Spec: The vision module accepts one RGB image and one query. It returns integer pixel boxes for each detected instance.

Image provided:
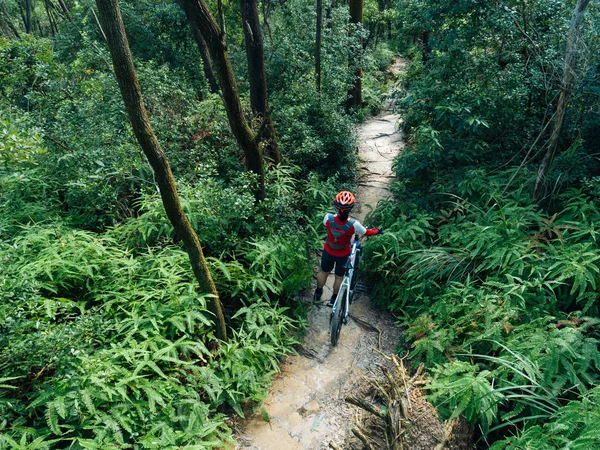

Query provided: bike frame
[331,234,361,331]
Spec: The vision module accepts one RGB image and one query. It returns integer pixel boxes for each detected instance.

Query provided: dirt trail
[234,61,406,450]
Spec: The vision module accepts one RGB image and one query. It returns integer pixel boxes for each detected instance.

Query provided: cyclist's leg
[328,255,348,305]
[332,275,343,298]
[316,270,329,289]
[315,251,334,301]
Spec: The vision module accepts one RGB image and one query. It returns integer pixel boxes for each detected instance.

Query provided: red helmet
[334,190,356,212]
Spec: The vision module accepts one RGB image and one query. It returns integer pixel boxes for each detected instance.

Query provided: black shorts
[320,249,349,277]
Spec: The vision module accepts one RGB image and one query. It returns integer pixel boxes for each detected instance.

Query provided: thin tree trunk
[316,0,322,91]
[57,0,69,14]
[534,0,590,200]
[44,0,57,35]
[48,0,65,19]
[241,0,280,164]
[36,17,43,36]
[174,0,220,94]
[261,0,273,45]
[25,0,32,33]
[181,0,266,200]
[347,0,363,108]
[422,30,431,64]
[191,22,221,94]
[91,6,107,41]
[217,0,226,37]
[94,0,228,341]
[18,1,27,31]
[1,6,21,38]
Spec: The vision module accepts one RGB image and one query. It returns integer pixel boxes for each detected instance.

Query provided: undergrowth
[0,165,337,448]
[365,168,600,447]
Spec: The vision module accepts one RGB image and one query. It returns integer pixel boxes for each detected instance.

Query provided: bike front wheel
[330,284,348,346]
[349,249,362,303]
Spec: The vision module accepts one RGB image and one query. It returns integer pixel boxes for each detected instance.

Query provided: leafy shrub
[0,106,57,236]
[0,219,302,447]
[366,175,600,441]
[490,385,600,450]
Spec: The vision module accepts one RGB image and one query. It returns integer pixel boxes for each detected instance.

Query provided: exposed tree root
[349,314,382,349]
[344,353,471,450]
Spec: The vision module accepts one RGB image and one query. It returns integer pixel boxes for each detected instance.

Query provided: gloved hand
[377,228,385,235]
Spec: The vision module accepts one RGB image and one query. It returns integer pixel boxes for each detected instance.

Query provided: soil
[232,59,469,450]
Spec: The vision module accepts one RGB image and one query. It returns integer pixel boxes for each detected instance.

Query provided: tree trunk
[217,0,226,37]
[181,0,266,200]
[1,6,21,38]
[25,0,32,33]
[94,0,228,342]
[533,0,590,200]
[346,0,363,108]
[190,21,220,94]
[44,0,57,36]
[422,30,431,64]
[241,0,280,164]
[315,0,322,91]
[261,0,274,45]
[58,0,69,14]
[174,0,220,94]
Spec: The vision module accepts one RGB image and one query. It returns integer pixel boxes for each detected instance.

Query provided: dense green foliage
[7,0,600,447]
[364,0,600,446]
[0,0,396,446]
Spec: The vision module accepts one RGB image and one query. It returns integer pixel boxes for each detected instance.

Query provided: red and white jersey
[323,213,375,257]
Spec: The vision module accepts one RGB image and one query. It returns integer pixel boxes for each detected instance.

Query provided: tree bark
[94,0,228,341]
[241,0,280,164]
[315,0,322,91]
[25,0,32,34]
[534,0,590,200]
[174,0,220,94]
[181,0,266,200]
[346,0,363,108]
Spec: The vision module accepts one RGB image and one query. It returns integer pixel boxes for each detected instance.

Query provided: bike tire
[330,284,348,346]
[349,250,362,303]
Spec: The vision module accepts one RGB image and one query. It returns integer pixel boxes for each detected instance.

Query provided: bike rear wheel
[330,284,348,346]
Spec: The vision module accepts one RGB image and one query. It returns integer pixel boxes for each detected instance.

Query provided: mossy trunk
[95,0,227,341]
[181,0,266,200]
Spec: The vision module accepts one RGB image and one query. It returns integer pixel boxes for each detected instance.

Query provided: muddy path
[234,61,406,450]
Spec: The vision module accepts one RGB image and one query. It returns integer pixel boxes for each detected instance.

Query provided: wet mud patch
[234,292,402,450]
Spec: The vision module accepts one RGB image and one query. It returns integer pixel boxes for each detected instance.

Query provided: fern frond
[45,403,62,436]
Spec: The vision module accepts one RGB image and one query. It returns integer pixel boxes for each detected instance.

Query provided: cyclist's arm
[353,221,381,236]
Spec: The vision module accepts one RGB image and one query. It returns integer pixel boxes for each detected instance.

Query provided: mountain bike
[330,233,363,346]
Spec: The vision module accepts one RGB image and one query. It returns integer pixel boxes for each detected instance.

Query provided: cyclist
[313,190,383,306]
